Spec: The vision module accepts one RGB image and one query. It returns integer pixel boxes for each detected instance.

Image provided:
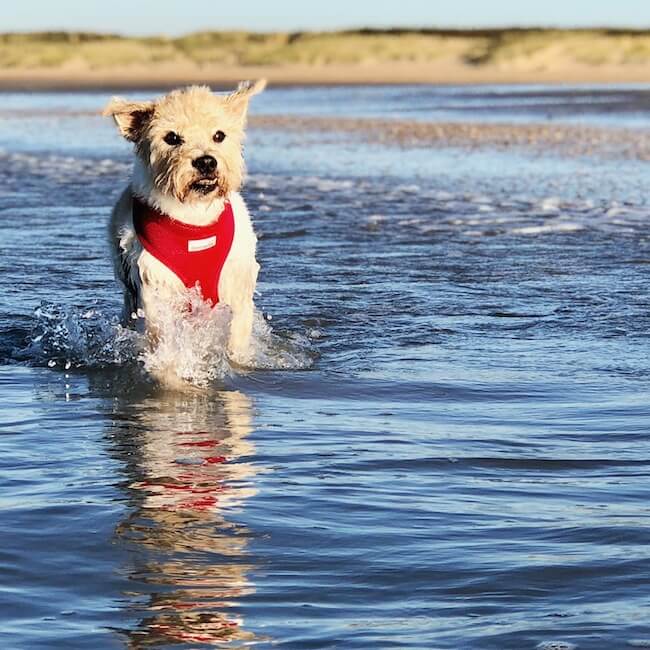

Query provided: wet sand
[251,115,650,160]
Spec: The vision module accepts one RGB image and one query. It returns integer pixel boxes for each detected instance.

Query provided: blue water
[1,85,650,649]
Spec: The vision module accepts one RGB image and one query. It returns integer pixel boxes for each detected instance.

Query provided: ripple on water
[2,87,650,649]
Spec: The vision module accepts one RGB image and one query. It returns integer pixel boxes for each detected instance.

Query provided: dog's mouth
[189,177,219,195]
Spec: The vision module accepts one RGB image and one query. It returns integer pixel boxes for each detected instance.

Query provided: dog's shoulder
[109,186,134,244]
[229,190,252,224]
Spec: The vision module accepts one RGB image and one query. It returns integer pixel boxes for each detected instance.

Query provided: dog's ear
[103,98,155,142]
[224,79,266,123]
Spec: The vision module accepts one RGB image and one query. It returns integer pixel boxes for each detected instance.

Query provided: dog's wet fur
[104,81,266,379]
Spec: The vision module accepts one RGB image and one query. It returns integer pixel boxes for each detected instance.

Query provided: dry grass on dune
[3,28,650,71]
[462,29,650,67]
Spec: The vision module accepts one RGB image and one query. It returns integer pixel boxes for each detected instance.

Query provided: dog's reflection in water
[109,388,262,647]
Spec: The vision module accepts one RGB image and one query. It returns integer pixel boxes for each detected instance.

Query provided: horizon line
[3,25,650,38]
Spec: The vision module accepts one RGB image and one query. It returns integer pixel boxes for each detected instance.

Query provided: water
[1,85,650,649]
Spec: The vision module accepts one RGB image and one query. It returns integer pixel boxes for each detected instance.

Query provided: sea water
[1,85,650,649]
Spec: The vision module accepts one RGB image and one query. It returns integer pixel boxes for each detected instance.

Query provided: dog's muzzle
[190,155,219,194]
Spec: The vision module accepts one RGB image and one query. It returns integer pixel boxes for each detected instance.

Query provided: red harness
[132,196,235,305]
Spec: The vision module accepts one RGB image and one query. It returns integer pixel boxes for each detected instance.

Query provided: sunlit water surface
[1,85,650,649]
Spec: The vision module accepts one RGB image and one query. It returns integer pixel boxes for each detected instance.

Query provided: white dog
[104,80,265,366]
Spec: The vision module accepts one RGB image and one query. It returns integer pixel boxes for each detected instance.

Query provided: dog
[103,80,265,367]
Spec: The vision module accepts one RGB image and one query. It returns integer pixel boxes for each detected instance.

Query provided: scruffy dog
[104,80,265,366]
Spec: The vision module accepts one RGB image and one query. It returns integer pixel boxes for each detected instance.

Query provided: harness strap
[132,196,235,305]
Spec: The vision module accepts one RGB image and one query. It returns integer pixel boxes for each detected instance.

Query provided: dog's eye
[213,130,226,143]
[163,131,183,146]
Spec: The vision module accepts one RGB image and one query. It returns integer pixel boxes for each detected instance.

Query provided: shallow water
[1,85,650,649]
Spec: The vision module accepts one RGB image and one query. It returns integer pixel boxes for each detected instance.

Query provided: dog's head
[104,81,265,203]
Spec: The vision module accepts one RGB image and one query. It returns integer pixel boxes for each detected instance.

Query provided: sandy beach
[2,60,650,90]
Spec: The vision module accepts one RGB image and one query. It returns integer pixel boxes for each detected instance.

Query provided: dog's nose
[192,155,217,175]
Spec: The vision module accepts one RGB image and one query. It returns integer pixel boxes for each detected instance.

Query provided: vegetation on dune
[1,29,650,69]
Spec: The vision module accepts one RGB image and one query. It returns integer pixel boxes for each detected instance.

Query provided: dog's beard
[180,174,229,203]
[153,166,228,203]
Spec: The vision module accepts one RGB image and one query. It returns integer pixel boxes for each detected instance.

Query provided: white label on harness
[188,235,217,252]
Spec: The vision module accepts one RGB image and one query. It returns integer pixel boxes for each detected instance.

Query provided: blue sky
[3,0,650,34]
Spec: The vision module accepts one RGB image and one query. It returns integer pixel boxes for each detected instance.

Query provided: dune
[2,29,650,88]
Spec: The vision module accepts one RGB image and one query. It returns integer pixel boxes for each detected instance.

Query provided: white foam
[510,222,585,235]
[23,293,315,388]
[141,292,233,387]
[0,150,129,182]
[538,197,562,212]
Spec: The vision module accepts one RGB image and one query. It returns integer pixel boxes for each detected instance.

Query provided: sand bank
[2,60,650,91]
[250,115,650,160]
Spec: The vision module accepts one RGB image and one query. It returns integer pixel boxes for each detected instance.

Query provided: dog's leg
[109,189,143,327]
[136,251,186,342]
[221,259,259,364]
[219,193,260,365]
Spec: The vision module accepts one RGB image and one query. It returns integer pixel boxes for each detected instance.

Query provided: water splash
[250,312,316,370]
[141,292,316,386]
[22,301,140,370]
[20,296,316,387]
[140,293,232,387]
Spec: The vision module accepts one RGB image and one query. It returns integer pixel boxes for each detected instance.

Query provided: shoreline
[2,61,650,90]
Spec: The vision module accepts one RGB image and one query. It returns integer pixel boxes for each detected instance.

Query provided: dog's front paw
[228,345,253,368]
[228,330,254,367]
